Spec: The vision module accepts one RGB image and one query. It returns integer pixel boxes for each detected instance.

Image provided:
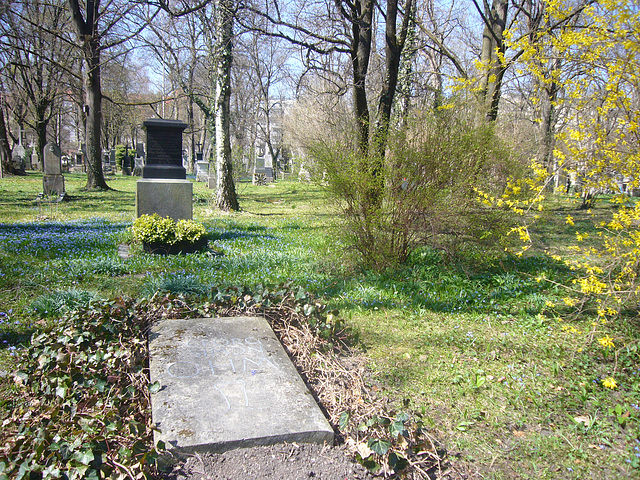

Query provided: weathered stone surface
[149,317,334,455]
[135,178,192,220]
[43,174,65,196]
[43,143,62,175]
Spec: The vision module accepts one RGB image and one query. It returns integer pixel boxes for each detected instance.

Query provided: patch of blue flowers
[0,218,126,259]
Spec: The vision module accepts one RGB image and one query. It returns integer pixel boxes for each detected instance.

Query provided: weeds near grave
[31,289,96,317]
[142,271,209,297]
[70,256,129,277]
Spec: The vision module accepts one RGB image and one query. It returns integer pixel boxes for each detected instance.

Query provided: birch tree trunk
[214,0,239,211]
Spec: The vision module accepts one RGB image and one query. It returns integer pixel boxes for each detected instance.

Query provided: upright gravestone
[133,142,145,176]
[32,152,40,171]
[43,142,65,196]
[195,161,209,182]
[253,142,274,184]
[12,144,25,172]
[136,119,192,220]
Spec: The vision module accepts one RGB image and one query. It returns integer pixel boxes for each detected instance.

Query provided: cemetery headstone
[149,316,334,454]
[195,161,209,182]
[42,142,65,196]
[136,119,192,220]
[31,152,40,171]
[133,157,144,176]
[253,143,274,184]
[12,144,25,172]
[142,119,187,179]
[122,151,132,176]
[102,150,113,174]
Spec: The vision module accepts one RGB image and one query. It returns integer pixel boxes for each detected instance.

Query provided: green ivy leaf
[73,449,94,465]
[367,438,391,455]
[388,452,409,471]
[148,381,161,394]
[396,412,410,423]
[55,385,67,399]
[339,411,351,431]
[356,453,381,474]
[389,420,406,438]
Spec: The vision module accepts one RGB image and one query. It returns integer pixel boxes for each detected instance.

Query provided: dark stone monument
[142,119,188,179]
[136,119,192,220]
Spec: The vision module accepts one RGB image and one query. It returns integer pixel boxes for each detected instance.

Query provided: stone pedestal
[136,179,192,221]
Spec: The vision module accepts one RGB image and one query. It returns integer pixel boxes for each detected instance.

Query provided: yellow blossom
[598,335,615,349]
[602,377,617,389]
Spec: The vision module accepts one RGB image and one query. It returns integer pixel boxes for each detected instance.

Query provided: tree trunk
[214,0,239,211]
[350,0,374,154]
[0,104,9,178]
[372,0,413,157]
[478,0,508,123]
[537,58,561,189]
[68,0,110,190]
[34,106,49,171]
[84,41,109,190]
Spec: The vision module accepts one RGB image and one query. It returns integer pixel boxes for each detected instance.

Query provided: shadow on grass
[324,253,573,317]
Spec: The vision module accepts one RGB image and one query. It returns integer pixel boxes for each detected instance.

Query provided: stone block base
[136,179,193,220]
[43,174,65,195]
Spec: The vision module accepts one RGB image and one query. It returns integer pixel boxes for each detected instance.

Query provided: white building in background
[252,99,293,184]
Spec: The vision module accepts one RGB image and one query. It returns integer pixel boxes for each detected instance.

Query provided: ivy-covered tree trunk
[214,0,239,211]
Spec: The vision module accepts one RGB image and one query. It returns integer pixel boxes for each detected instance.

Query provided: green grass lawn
[0,173,638,479]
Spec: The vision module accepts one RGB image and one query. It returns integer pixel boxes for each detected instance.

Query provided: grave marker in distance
[42,142,65,196]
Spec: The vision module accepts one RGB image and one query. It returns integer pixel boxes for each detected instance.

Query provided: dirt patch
[159,442,376,480]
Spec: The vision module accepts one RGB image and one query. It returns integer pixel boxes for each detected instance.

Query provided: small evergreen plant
[130,214,206,245]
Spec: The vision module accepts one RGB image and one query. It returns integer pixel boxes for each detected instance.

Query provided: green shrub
[311,111,530,268]
[114,144,131,171]
[142,271,209,296]
[31,289,96,317]
[130,214,207,245]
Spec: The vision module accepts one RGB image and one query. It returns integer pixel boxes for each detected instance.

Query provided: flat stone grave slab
[149,316,334,454]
